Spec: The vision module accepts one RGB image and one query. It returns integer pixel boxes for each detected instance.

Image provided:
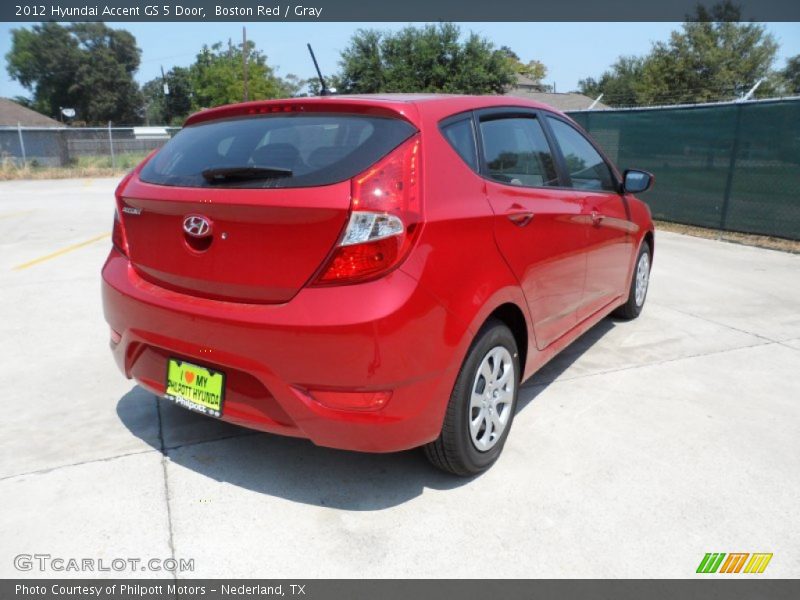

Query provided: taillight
[112,171,134,257]
[313,135,421,285]
[112,209,128,256]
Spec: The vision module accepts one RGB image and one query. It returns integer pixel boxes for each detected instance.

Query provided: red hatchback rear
[102,95,654,475]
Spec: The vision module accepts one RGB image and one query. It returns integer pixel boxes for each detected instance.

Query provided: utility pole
[242,26,249,102]
[159,65,169,124]
[160,65,169,95]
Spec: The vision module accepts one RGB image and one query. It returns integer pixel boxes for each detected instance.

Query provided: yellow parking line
[12,233,110,271]
[0,210,35,220]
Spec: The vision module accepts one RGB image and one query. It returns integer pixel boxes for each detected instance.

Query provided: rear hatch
[119,108,416,303]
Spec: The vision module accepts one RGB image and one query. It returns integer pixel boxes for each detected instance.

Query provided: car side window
[441,118,479,171]
[478,116,558,187]
[546,117,616,192]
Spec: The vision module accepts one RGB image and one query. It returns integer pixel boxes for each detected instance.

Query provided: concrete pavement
[1,178,798,578]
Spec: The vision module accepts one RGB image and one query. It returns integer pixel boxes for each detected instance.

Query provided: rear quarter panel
[400,101,537,379]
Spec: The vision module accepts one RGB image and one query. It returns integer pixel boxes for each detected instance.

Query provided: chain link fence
[0,125,180,169]
[568,97,800,241]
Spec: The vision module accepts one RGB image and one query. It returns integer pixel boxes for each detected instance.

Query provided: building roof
[0,98,62,127]
[504,89,608,111]
[514,73,540,88]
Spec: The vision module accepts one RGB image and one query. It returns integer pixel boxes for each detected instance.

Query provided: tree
[278,73,306,98]
[640,2,778,104]
[576,1,779,106]
[6,22,143,124]
[142,67,193,125]
[188,40,289,109]
[782,55,800,94]
[143,42,302,123]
[333,24,515,95]
[578,56,645,106]
[499,46,548,90]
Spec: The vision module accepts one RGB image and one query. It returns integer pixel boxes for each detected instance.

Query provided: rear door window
[139,114,416,188]
[478,116,559,187]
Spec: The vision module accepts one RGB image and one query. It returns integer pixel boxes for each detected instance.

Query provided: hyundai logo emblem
[183,215,212,238]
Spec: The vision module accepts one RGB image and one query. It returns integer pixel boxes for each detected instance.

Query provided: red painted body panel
[102,94,654,452]
[120,177,351,303]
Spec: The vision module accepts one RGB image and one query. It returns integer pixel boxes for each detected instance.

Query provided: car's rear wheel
[613,242,651,320]
[424,319,520,476]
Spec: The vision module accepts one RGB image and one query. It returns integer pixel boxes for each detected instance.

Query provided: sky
[1,21,799,100]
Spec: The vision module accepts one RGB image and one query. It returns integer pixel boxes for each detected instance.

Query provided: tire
[424,319,520,476]
[613,242,651,320]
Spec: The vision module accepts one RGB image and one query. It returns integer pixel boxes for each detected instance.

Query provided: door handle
[591,210,605,226]
[507,211,534,227]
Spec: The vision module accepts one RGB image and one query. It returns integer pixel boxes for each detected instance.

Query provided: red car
[102,95,654,475]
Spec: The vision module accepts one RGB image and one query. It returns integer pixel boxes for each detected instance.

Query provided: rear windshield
[139,113,417,188]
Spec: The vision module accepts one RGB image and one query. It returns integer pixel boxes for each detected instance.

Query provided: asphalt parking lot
[1,177,798,578]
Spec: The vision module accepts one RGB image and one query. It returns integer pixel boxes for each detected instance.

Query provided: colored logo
[697,553,773,574]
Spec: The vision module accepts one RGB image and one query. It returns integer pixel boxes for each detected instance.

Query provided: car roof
[333,93,564,112]
[184,93,567,128]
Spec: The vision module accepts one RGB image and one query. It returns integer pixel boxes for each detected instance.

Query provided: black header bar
[3,0,800,22]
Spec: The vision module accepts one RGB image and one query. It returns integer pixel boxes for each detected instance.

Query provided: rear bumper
[101,250,463,452]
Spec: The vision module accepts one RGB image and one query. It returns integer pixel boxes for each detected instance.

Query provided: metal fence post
[17,122,27,166]
[57,129,69,166]
[108,121,116,169]
[719,103,743,235]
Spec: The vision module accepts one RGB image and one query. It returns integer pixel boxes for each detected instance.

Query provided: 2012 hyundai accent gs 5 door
[102,94,655,475]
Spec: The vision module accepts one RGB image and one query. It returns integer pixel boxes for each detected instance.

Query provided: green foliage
[782,55,800,94]
[278,73,306,98]
[188,41,291,109]
[7,23,302,125]
[12,95,34,108]
[499,46,548,90]
[142,66,193,125]
[578,1,779,106]
[333,24,515,95]
[578,56,645,106]
[144,42,303,123]
[7,22,143,124]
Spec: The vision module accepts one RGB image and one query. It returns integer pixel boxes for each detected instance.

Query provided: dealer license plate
[165,359,225,418]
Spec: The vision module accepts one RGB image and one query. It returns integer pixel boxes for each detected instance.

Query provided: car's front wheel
[613,242,652,320]
[424,319,520,476]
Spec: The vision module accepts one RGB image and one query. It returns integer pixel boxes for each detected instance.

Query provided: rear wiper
[201,166,293,183]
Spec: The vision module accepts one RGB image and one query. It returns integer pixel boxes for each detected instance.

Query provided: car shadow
[116,317,617,511]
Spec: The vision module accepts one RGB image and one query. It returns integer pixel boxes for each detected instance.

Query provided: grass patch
[0,153,148,181]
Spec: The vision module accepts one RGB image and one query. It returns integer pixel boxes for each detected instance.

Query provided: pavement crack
[0,426,259,483]
[156,396,178,584]
[650,302,779,344]
[522,339,776,390]
[0,448,157,482]
[777,339,800,353]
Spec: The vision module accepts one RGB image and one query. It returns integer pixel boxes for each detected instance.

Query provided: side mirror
[622,169,654,194]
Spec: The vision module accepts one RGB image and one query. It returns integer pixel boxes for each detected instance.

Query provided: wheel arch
[644,229,655,259]
[480,302,529,380]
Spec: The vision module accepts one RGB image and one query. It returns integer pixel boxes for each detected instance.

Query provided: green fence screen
[568,99,800,240]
